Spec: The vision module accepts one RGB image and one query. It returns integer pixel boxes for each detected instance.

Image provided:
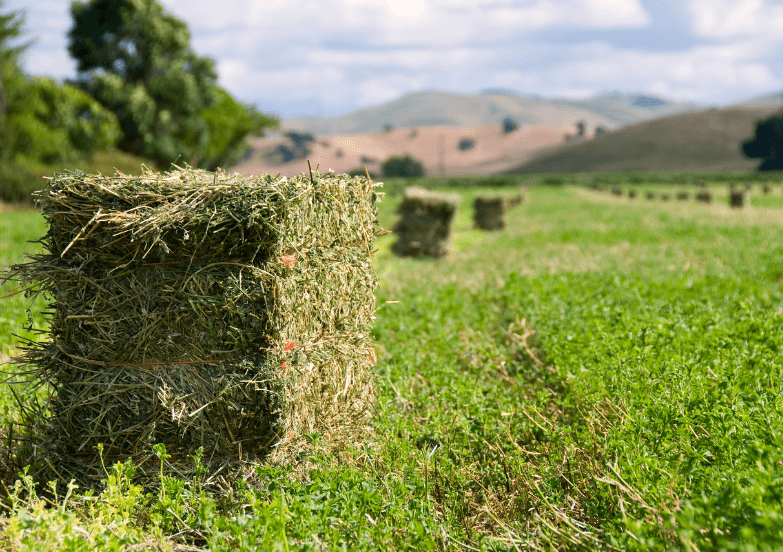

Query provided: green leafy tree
[9,77,121,166]
[382,154,425,177]
[200,87,277,169]
[68,0,276,169]
[742,110,783,171]
[0,0,32,156]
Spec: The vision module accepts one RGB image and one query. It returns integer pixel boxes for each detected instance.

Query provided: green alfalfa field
[1,176,782,550]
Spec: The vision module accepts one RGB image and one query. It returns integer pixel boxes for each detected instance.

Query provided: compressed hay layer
[392,187,459,258]
[473,196,506,231]
[4,168,381,487]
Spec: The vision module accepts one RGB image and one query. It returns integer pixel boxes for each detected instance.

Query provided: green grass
[2,174,783,550]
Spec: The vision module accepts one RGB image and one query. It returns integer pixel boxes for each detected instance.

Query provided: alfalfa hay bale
[3,167,382,488]
[729,184,750,208]
[473,195,506,231]
[392,187,459,258]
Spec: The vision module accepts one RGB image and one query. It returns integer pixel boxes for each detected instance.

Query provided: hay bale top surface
[401,187,460,209]
[37,167,379,266]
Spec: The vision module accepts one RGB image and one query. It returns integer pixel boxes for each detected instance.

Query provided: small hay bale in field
[762,184,771,195]
[611,187,623,197]
[628,189,637,199]
[729,184,750,208]
[473,195,506,231]
[696,190,713,203]
[508,189,525,207]
[676,191,689,201]
[645,191,656,200]
[660,193,670,201]
[392,187,459,258]
[3,168,382,488]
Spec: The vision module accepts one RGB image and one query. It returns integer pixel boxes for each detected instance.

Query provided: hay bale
[392,187,459,258]
[628,189,637,199]
[507,189,525,207]
[660,193,670,201]
[729,184,749,208]
[645,191,656,200]
[611,187,623,196]
[696,190,713,203]
[762,184,771,195]
[473,195,506,231]
[676,192,689,201]
[3,168,381,488]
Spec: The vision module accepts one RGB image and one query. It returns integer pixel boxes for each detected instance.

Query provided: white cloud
[490,39,780,103]
[688,0,783,39]
[4,0,783,115]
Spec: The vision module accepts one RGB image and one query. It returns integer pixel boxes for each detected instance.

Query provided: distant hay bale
[696,190,713,203]
[507,189,525,207]
[3,168,382,488]
[729,185,750,208]
[611,187,623,196]
[660,193,670,201]
[645,191,656,200]
[762,184,771,195]
[628,189,637,199]
[676,192,689,201]
[392,187,459,258]
[473,196,506,231]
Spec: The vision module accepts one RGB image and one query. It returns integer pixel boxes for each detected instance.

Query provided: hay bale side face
[6,169,380,487]
[473,196,506,231]
[392,187,459,258]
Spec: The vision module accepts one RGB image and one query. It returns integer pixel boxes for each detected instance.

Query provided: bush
[0,160,42,204]
[382,154,425,178]
[502,117,518,134]
[458,138,475,151]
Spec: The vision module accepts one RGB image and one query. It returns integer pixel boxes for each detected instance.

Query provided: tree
[9,77,121,165]
[502,117,518,134]
[0,0,32,153]
[382,154,425,177]
[68,0,276,169]
[742,111,783,171]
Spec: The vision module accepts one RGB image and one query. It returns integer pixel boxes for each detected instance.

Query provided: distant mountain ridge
[282,89,705,136]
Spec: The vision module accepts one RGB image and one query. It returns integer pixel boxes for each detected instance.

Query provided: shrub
[458,138,475,151]
[382,154,425,178]
[502,117,518,134]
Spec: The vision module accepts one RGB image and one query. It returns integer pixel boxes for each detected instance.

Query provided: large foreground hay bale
[473,196,506,231]
[3,168,382,488]
[392,187,459,258]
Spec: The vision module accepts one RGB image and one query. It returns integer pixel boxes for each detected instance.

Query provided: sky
[7,0,783,118]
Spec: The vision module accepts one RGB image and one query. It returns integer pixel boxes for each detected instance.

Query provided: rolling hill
[507,106,779,174]
[283,89,703,136]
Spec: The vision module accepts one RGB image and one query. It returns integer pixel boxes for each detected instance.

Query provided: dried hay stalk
[473,196,507,231]
[2,167,382,488]
[392,187,459,258]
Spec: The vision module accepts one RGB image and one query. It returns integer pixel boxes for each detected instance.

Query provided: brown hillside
[508,107,779,174]
[231,123,570,178]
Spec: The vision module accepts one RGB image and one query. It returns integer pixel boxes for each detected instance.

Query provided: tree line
[1,0,277,201]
